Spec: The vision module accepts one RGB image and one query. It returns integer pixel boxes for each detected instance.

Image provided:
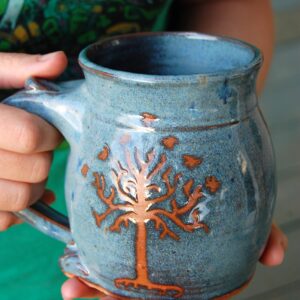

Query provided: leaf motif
[205,176,221,193]
[98,145,110,161]
[81,164,89,177]
[161,136,179,150]
[182,155,203,170]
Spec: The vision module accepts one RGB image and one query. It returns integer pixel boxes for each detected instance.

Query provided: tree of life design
[88,145,220,298]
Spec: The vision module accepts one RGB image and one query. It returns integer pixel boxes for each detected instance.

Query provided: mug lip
[78,32,263,84]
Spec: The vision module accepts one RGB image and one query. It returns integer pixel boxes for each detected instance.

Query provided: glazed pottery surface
[4,33,276,299]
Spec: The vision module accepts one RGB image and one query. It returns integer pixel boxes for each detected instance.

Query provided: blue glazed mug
[3,32,276,299]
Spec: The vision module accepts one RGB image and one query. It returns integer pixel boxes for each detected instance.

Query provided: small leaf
[98,145,110,161]
[81,164,89,177]
[161,136,179,150]
[205,176,221,193]
[141,112,158,122]
[182,155,203,170]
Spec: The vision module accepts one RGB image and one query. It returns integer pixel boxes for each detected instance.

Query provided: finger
[0,104,63,153]
[0,51,68,89]
[0,149,52,183]
[0,190,56,231]
[15,189,56,221]
[0,211,21,231]
[0,179,46,211]
[259,223,288,266]
[61,278,106,300]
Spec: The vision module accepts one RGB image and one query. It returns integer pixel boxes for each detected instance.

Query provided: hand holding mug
[0,51,67,230]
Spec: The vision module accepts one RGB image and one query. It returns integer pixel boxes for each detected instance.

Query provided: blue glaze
[218,79,235,104]
[3,33,276,299]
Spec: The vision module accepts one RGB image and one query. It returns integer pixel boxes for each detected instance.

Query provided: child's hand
[0,51,67,231]
[61,223,288,300]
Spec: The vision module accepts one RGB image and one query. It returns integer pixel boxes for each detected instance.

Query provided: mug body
[60,33,276,299]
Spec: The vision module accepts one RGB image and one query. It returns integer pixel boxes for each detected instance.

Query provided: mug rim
[78,32,262,84]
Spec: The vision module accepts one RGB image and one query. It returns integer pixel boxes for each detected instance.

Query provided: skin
[0,51,66,230]
[0,0,286,299]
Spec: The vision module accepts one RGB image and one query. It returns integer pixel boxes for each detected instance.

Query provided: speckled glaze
[4,33,276,299]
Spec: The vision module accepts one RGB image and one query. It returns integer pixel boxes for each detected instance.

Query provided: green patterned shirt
[0,0,173,79]
[0,1,173,299]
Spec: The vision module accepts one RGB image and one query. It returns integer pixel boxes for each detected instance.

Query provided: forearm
[170,0,274,94]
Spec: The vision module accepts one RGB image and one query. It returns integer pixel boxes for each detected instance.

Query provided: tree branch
[125,148,139,178]
[133,147,145,172]
[152,209,194,233]
[109,212,136,232]
[92,208,113,228]
[146,183,161,193]
[146,148,155,164]
[150,183,206,233]
[112,169,137,205]
[191,208,210,233]
[147,167,181,204]
[177,183,203,215]
[92,172,116,206]
[92,172,134,228]
[147,153,167,180]
[151,215,180,240]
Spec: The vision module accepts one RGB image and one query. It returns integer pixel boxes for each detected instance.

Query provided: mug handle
[15,201,72,244]
[3,77,83,244]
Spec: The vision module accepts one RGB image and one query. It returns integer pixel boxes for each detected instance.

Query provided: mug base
[60,244,253,299]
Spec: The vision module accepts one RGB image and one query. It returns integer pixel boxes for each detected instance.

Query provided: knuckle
[12,183,32,211]
[0,214,13,231]
[29,152,52,182]
[17,114,41,153]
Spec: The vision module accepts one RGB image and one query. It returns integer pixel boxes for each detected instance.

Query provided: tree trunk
[135,221,149,282]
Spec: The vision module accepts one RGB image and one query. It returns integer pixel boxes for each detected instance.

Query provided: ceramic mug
[4,32,276,299]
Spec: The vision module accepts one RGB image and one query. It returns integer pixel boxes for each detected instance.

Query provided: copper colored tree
[91,147,219,298]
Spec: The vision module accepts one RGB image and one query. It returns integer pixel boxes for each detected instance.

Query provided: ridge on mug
[3,32,276,300]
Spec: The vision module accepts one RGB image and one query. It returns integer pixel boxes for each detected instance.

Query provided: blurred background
[237,1,300,299]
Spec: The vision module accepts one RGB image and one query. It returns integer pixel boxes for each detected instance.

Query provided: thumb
[0,51,68,89]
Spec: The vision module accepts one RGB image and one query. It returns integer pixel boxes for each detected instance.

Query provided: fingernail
[38,51,62,62]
